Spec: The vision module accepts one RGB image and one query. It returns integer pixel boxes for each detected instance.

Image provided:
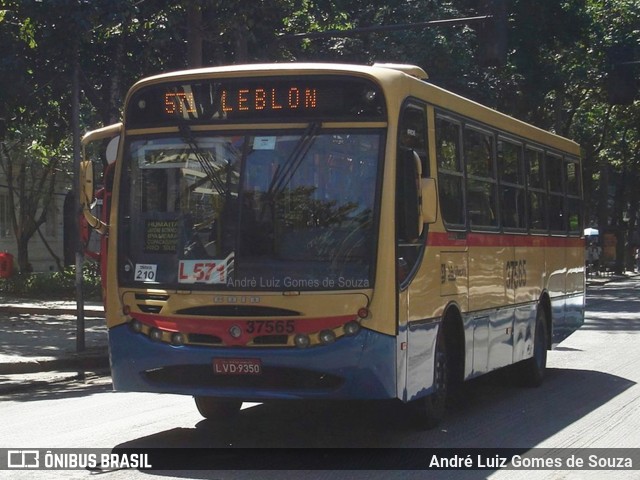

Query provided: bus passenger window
[525,147,547,231]
[548,194,565,231]
[546,153,564,232]
[525,148,544,188]
[528,190,547,231]
[565,158,582,234]
[498,139,525,230]
[467,180,497,228]
[436,117,461,171]
[465,127,497,229]
[439,174,465,225]
[546,153,563,193]
[565,160,580,196]
[464,128,494,179]
[436,116,464,226]
[500,187,526,229]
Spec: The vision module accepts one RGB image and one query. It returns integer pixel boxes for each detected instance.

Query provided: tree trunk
[16,234,31,273]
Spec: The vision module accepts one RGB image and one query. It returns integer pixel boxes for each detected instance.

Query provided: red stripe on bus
[427,232,585,248]
[130,312,356,346]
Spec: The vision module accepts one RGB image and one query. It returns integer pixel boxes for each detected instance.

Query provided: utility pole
[72,50,85,353]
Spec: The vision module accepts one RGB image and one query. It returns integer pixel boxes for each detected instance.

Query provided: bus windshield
[118,128,382,290]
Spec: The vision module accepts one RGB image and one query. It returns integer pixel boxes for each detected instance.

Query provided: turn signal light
[130,319,143,333]
[294,334,311,348]
[149,328,163,342]
[319,329,336,344]
[343,321,360,336]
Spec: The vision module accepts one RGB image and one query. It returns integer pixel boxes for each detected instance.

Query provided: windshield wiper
[265,122,321,198]
[179,122,228,196]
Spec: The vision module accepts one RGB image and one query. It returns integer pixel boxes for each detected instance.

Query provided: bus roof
[126,63,580,155]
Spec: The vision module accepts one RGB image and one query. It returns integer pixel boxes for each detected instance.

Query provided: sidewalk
[0,297,109,392]
[586,270,640,286]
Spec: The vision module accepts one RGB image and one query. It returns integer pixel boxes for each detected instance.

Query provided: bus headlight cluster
[130,320,186,347]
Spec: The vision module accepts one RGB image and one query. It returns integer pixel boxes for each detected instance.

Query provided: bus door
[80,123,122,292]
[395,103,433,401]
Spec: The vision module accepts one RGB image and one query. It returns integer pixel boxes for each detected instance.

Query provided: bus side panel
[547,242,567,327]
[552,241,585,345]
[556,292,585,345]
[488,307,515,371]
[510,240,544,364]
[402,246,467,402]
[513,303,536,363]
[404,320,439,402]
[468,242,512,375]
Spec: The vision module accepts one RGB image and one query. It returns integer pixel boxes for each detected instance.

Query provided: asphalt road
[1,277,640,480]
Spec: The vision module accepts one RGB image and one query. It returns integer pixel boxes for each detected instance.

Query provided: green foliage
[0,264,102,300]
[1,0,640,276]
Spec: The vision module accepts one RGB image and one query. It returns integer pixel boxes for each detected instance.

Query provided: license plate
[213,358,262,375]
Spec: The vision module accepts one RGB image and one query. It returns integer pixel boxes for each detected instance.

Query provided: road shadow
[0,373,112,401]
[0,313,106,357]
[113,367,635,479]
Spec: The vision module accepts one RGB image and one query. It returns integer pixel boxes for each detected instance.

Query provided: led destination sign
[126,76,386,127]
[163,86,318,116]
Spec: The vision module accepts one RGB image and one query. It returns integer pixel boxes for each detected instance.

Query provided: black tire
[413,325,449,429]
[194,397,243,419]
[518,307,548,387]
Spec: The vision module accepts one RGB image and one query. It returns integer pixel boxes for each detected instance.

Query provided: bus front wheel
[413,326,448,429]
[194,396,243,419]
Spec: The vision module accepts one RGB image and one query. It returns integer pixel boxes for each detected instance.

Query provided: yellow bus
[80,63,584,427]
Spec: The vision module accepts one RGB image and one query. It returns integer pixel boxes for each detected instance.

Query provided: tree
[1,0,639,274]
[0,124,67,272]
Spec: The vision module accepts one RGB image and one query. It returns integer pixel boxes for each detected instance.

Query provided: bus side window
[436,116,465,227]
[498,139,526,230]
[464,126,497,229]
[525,147,548,231]
[565,158,582,234]
[546,152,565,232]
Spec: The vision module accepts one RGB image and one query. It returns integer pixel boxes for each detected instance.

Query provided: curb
[0,371,111,395]
[0,305,105,317]
[586,273,639,287]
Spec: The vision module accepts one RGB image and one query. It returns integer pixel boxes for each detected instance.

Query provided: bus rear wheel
[518,307,548,387]
[194,397,243,419]
[413,326,448,429]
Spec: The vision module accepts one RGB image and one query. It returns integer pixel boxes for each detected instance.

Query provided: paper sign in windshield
[178,254,234,284]
[144,219,179,253]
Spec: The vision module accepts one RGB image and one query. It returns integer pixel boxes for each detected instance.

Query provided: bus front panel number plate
[213,358,262,375]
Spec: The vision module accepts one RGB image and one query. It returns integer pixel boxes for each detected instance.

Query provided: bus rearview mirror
[79,159,108,235]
